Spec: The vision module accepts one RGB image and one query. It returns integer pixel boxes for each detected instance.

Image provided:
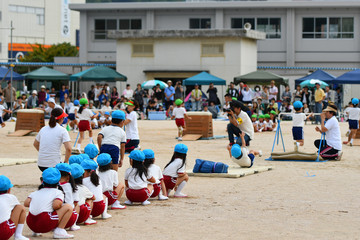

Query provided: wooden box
[184,112,213,138]
[15,109,45,132]
[356,120,360,138]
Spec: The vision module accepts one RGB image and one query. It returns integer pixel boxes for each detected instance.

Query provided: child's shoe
[174,192,188,198]
[178,137,182,141]
[84,218,97,225]
[53,228,74,239]
[158,194,169,200]
[141,200,151,205]
[124,200,133,205]
[111,200,126,210]
[69,224,80,231]
[258,150,262,157]
[101,212,112,219]
[14,236,29,240]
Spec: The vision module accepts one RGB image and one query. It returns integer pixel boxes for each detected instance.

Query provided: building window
[94,19,117,40]
[119,19,142,30]
[132,43,154,57]
[329,17,354,38]
[201,43,224,57]
[0,42,2,53]
[302,17,327,38]
[302,17,353,39]
[189,18,211,29]
[37,14,45,25]
[257,18,281,39]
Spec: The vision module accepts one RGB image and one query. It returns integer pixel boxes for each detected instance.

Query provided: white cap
[41,85,46,89]
[48,98,55,104]
[32,90,37,95]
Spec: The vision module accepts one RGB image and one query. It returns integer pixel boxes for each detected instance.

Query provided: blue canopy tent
[0,67,25,81]
[183,71,226,86]
[295,69,336,86]
[333,69,360,84]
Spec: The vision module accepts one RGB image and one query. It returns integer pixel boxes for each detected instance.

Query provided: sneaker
[111,201,126,210]
[84,218,97,225]
[69,224,80,231]
[343,141,349,145]
[101,212,112,219]
[141,200,151,205]
[124,200,133,205]
[174,192,188,198]
[178,137,183,141]
[336,151,343,161]
[134,145,141,150]
[53,228,74,239]
[350,142,353,147]
[32,232,42,237]
[158,194,169,200]
[258,150,262,157]
[15,236,30,240]
[77,147,82,154]
[73,129,78,133]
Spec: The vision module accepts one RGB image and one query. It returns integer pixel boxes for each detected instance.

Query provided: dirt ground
[0,120,359,240]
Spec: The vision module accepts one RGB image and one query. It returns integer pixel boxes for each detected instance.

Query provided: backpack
[193,159,228,174]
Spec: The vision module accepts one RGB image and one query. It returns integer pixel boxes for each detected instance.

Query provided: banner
[61,0,71,38]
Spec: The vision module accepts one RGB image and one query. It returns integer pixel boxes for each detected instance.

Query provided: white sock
[103,198,108,214]
[350,139,354,144]
[175,181,186,195]
[15,223,24,237]
[77,144,81,149]
[89,137,93,144]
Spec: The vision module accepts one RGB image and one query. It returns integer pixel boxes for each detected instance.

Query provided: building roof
[108,29,265,40]
[70,1,360,11]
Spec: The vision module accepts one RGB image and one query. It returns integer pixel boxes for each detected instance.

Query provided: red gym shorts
[91,201,105,218]
[175,118,185,127]
[26,211,58,233]
[150,183,161,198]
[78,120,91,132]
[65,210,78,228]
[163,175,177,190]
[126,188,150,203]
[0,220,16,240]
[77,203,91,224]
[103,190,118,205]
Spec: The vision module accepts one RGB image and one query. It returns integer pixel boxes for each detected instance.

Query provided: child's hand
[315,126,321,132]
[240,132,245,137]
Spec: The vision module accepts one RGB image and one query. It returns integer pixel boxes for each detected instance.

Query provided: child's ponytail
[89,170,100,186]
[49,115,57,128]
[78,105,84,114]
[144,158,154,169]
[164,152,187,172]
[131,160,148,181]
[68,174,77,193]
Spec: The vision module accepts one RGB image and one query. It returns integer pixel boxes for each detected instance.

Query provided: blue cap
[74,100,80,106]
[84,144,99,159]
[79,154,91,161]
[352,98,359,105]
[129,150,145,162]
[143,149,155,159]
[0,175,13,191]
[69,155,82,165]
[97,153,112,166]
[231,144,242,158]
[104,111,110,115]
[42,168,61,185]
[81,159,98,171]
[293,101,303,109]
[112,110,125,120]
[71,163,84,179]
[174,144,188,154]
[55,163,72,173]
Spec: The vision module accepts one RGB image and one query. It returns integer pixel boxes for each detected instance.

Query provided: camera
[224,109,232,113]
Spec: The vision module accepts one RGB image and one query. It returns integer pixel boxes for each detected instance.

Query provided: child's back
[99,125,126,148]
[28,188,64,215]
[292,112,306,127]
[173,106,186,119]
[60,183,75,208]
[83,178,103,202]
[147,164,163,184]
[163,158,185,177]
[346,106,360,120]
[125,167,150,190]
[0,193,20,223]
[76,185,93,206]
[98,169,118,192]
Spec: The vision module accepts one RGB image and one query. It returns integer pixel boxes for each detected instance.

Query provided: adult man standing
[191,84,202,111]
[227,82,238,99]
[3,81,16,109]
[314,82,325,124]
[314,104,342,160]
[268,80,278,101]
[226,100,254,148]
[164,80,175,110]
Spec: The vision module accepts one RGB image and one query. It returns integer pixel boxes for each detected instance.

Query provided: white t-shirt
[78,108,94,121]
[45,104,62,114]
[0,105,4,117]
[98,170,119,192]
[99,125,126,148]
[123,89,134,99]
[76,185,94,206]
[172,107,186,119]
[241,89,253,102]
[162,158,186,178]
[0,194,20,223]
[69,106,79,114]
[65,102,73,113]
[292,113,307,127]
[265,120,274,129]
[231,147,251,167]
[147,164,163,184]
[35,123,71,168]
[257,121,265,128]
[269,86,278,101]
[345,107,360,120]
[125,111,139,140]
[325,116,342,151]
[94,88,101,101]
[125,167,152,190]
[83,177,103,202]
[60,182,75,208]
[101,106,112,115]
[233,111,254,139]
[28,188,64,215]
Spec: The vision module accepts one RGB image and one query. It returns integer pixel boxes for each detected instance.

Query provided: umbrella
[141,80,168,90]
[300,79,328,89]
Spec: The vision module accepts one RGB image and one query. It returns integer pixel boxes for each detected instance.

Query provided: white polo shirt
[172,107,186,119]
[0,194,20,223]
[76,185,94,206]
[325,116,342,151]
[83,177,103,202]
[162,158,186,178]
[125,167,152,190]
[345,107,360,120]
[28,188,64,215]
[99,125,126,148]
[231,147,251,167]
[98,169,119,192]
[233,111,254,140]
[35,123,71,168]
[147,164,163,184]
[293,113,307,127]
[78,108,94,121]
[125,111,139,140]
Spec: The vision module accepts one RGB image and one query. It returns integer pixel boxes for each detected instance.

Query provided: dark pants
[227,123,251,146]
[164,100,173,110]
[6,102,11,110]
[314,139,339,160]
[315,102,322,124]
[38,166,48,172]
[125,139,140,153]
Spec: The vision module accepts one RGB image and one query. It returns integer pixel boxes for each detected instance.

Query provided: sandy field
[0,119,359,240]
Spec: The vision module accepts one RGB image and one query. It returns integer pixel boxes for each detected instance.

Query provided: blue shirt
[59,89,69,102]
[164,86,175,101]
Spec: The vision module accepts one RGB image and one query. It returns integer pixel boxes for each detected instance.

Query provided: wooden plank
[182,134,203,141]
[352,139,360,146]
[7,130,32,137]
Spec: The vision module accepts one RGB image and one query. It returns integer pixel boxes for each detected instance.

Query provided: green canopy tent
[234,70,288,86]
[70,66,127,82]
[23,66,69,90]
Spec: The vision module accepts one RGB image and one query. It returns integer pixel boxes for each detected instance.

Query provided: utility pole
[10,21,14,115]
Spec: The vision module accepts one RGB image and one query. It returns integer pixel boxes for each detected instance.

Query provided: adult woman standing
[110,86,119,106]
[301,86,312,105]
[281,85,291,103]
[33,108,72,171]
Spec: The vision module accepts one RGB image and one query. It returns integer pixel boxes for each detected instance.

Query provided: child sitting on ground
[124,150,156,206]
[292,101,313,150]
[171,99,191,141]
[343,98,360,146]
[162,144,189,198]
[24,168,74,239]
[269,110,278,130]
[251,114,259,132]
[230,133,262,168]
[264,114,274,131]
[0,175,29,240]
[0,105,12,128]
[143,149,169,200]
[97,110,126,171]
[257,114,265,132]
[97,153,126,209]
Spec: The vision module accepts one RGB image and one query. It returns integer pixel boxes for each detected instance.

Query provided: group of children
[251,111,277,132]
